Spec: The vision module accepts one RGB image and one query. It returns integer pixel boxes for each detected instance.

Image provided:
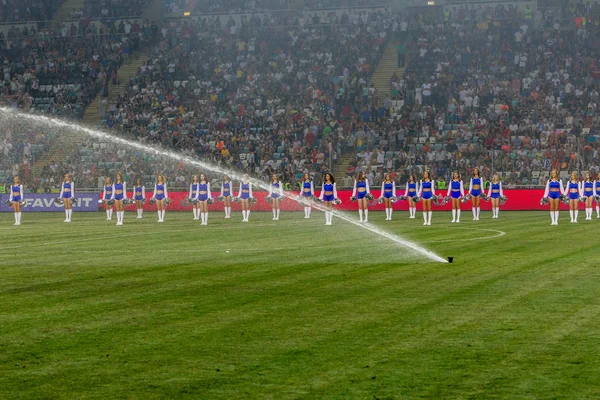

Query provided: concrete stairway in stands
[369,40,405,101]
[83,52,149,125]
[32,49,150,176]
[332,154,356,188]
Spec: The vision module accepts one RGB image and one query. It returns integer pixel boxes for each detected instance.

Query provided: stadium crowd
[3,1,600,191]
[0,0,62,23]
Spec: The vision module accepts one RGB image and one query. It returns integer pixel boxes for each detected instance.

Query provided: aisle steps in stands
[332,154,356,187]
[32,49,151,176]
[369,40,405,102]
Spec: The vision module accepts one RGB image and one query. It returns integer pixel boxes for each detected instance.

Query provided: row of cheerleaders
[5,171,600,226]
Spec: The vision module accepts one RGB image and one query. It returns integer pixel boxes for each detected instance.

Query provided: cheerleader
[269,174,283,221]
[381,173,396,221]
[59,173,75,223]
[446,171,464,223]
[488,174,504,219]
[319,173,338,225]
[299,173,314,219]
[582,172,594,220]
[189,175,200,220]
[111,173,127,226]
[238,174,253,222]
[103,177,114,220]
[153,175,168,223]
[543,169,564,225]
[468,168,484,220]
[404,175,418,219]
[10,176,23,226]
[352,171,370,222]
[418,171,435,226]
[196,173,212,225]
[596,172,600,218]
[564,172,581,223]
[134,178,145,219]
[221,175,232,219]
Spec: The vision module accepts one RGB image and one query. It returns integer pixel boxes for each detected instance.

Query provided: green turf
[1,210,600,399]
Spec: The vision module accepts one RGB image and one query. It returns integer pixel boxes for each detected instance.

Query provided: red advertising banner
[101,189,573,212]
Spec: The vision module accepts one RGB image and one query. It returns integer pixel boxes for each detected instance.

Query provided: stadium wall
[0,190,573,212]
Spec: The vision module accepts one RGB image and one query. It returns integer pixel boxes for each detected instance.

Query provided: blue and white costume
[300,180,314,219]
[583,180,594,220]
[352,179,370,200]
[269,181,284,221]
[319,181,338,225]
[60,182,74,199]
[404,181,419,219]
[543,179,565,225]
[487,181,504,219]
[418,179,435,225]
[153,183,167,201]
[447,180,464,199]
[10,184,23,225]
[221,181,232,219]
[59,181,75,222]
[103,184,114,220]
[447,179,465,222]
[238,181,253,222]
[418,180,435,200]
[381,181,396,221]
[352,179,370,222]
[190,182,200,220]
[111,181,128,225]
[469,177,483,197]
[565,181,581,200]
[197,182,211,202]
[112,182,127,202]
[135,185,145,219]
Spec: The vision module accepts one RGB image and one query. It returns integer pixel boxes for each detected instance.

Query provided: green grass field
[1,210,600,399]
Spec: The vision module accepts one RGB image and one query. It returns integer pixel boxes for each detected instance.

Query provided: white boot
[364,209,368,223]
[358,209,364,222]
[472,208,477,220]
[423,212,428,226]
[276,209,280,221]
[456,209,461,223]
[14,212,19,226]
[569,210,574,223]
[158,210,162,222]
[388,208,393,221]
[451,209,456,223]
[428,211,433,225]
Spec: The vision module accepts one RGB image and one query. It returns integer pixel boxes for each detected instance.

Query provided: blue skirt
[323,194,334,202]
[241,193,250,199]
[491,193,500,199]
[422,192,432,200]
[155,193,165,200]
[357,191,367,200]
[568,192,579,200]
[451,191,461,199]
[549,192,560,200]
[12,195,22,202]
[134,195,144,201]
[198,193,209,201]
[471,190,481,197]
[114,194,124,201]
[271,193,281,199]
[61,192,72,199]
[584,191,593,197]
[222,191,231,197]
[383,192,394,199]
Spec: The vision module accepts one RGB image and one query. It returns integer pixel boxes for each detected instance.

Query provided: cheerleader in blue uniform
[564,172,581,223]
[299,173,314,219]
[189,175,200,220]
[319,173,338,225]
[381,173,396,221]
[418,171,435,226]
[404,175,418,219]
[269,174,284,221]
[446,171,464,223]
[352,171,371,222]
[596,172,600,218]
[134,178,145,219]
[59,173,75,223]
[103,177,114,220]
[582,172,594,220]
[112,173,128,226]
[469,168,484,221]
[153,175,168,223]
[543,169,564,225]
[196,173,212,225]
[221,175,232,219]
[10,176,23,226]
[238,174,253,222]
[487,174,503,219]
